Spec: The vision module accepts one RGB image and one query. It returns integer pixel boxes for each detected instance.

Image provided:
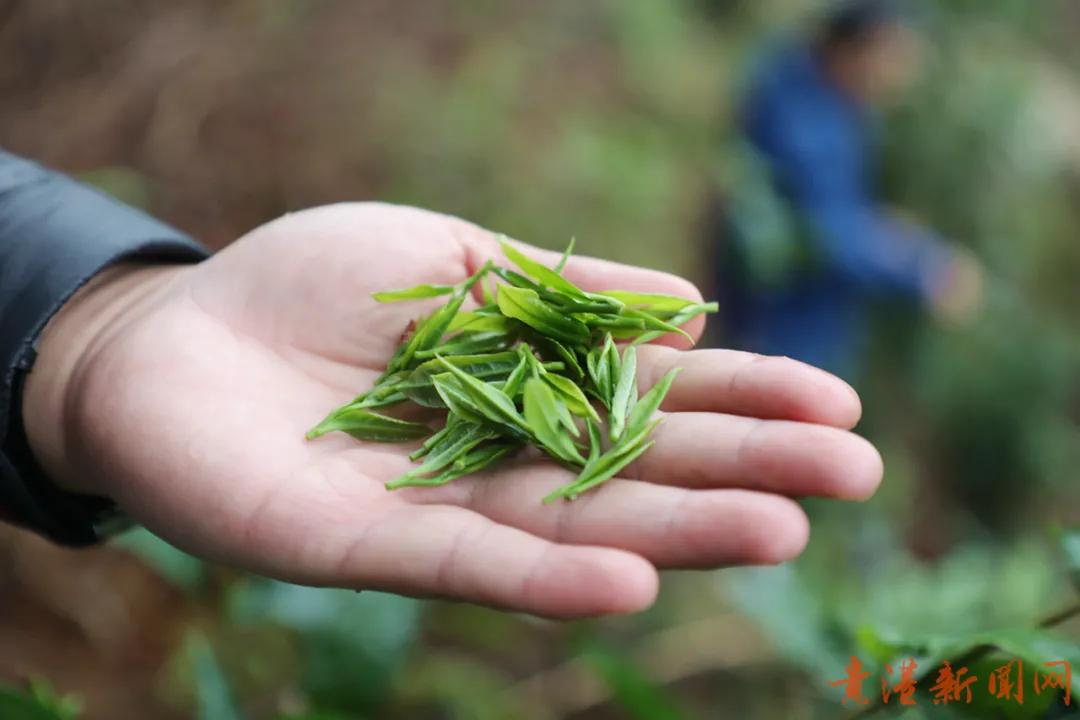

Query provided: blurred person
[0,148,883,618]
[718,0,982,380]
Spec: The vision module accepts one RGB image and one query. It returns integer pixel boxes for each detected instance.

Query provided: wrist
[23,263,187,496]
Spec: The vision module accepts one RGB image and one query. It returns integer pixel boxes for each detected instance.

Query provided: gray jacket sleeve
[0,149,208,545]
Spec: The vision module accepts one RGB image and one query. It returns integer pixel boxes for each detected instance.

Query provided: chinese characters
[830,655,1072,708]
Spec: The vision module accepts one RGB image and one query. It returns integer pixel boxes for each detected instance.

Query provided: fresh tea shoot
[306,237,717,501]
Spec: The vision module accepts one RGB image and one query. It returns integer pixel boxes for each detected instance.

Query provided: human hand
[24,203,882,618]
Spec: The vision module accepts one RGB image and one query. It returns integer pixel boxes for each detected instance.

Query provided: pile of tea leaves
[306,238,716,502]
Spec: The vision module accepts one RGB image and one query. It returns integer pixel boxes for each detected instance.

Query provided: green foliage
[0,682,81,720]
[727,530,1079,718]
[187,634,243,720]
[112,527,206,591]
[874,0,1080,536]
[581,644,686,720]
[1058,527,1080,593]
[229,581,421,715]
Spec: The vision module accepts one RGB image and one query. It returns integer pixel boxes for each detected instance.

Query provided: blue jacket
[725,45,951,378]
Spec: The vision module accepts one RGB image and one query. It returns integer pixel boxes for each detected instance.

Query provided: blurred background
[2,0,1079,718]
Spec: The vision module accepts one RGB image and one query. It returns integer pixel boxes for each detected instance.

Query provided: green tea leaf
[547,383,580,436]
[585,346,600,391]
[306,407,430,442]
[346,376,411,410]
[510,281,623,316]
[586,344,612,408]
[499,236,588,298]
[542,372,601,424]
[409,417,459,460]
[554,237,575,273]
[492,266,543,293]
[586,417,603,463]
[481,273,496,305]
[446,310,511,334]
[434,356,531,437]
[622,307,693,343]
[401,351,521,407]
[393,262,492,371]
[393,305,458,372]
[603,333,621,394]
[498,240,624,315]
[353,391,408,410]
[440,441,521,482]
[574,313,646,331]
[413,331,514,359]
[379,343,409,382]
[625,368,680,439]
[391,441,520,488]
[539,298,620,315]
[586,333,620,409]
[524,378,587,465]
[387,422,497,489]
[544,420,659,502]
[609,345,638,442]
[420,422,498,472]
[431,374,488,425]
[596,290,698,314]
[634,302,718,345]
[499,346,533,398]
[362,372,407,398]
[372,284,455,303]
[527,333,585,381]
[496,285,591,345]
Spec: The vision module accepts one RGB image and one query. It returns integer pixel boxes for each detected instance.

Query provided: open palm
[29,203,882,618]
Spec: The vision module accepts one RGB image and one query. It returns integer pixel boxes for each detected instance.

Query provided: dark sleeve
[0,149,209,545]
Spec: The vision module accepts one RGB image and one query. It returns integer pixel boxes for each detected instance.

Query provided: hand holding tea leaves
[23,203,883,618]
[305,234,715,502]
